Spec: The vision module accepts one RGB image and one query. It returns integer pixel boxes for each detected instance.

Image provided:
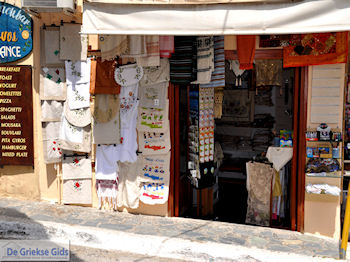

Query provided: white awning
[82,0,350,35]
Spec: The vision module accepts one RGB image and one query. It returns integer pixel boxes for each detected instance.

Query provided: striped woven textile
[200,36,225,89]
[169,36,197,85]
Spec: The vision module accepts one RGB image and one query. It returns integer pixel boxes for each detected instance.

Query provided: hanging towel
[138,152,170,184]
[136,35,160,67]
[62,179,92,204]
[159,36,174,58]
[64,102,91,127]
[117,160,141,209]
[65,59,91,86]
[90,58,121,95]
[40,100,63,122]
[139,58,170,86]
[99,35,128,61]
[237,35,256,70]
[137,100,169,133]
[121,35,147,58]
[60,23,88,61]
[62,152,92,179]
[40,67,66,101]
[96,179,118,210]
[117,100,139,163]
[95,145,119,181]
[139,81,168,109]
[138,131,171,155]
[41,27,64,67]
[140,182,169,205]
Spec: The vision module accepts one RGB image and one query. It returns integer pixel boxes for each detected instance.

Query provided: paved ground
[0,197,343,261]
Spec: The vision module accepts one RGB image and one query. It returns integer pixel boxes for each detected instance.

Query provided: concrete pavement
[0,197,344,261]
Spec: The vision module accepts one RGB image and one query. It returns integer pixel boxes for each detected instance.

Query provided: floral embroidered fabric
[245,162,274,226]
[138,152,170,185]
[40,67,66,101]
[139,58,170,86]
[64,102,91,127]
[255,59,282,87]
[114,64,144,87]
[62,151,92,180]
[62,179,92,205]
[59,117,91,153]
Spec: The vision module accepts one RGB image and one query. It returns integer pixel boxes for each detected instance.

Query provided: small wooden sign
[0,65,33,166]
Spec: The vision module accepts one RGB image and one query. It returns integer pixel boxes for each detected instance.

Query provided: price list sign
[0,66,33,165]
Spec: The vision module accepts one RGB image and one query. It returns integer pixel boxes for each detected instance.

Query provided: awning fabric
[82,0,350,35]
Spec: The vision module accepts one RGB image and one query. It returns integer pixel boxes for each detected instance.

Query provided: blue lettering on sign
[0,2,33,63]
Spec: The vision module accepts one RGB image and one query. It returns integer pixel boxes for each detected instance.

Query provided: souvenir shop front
[0,0,349,241]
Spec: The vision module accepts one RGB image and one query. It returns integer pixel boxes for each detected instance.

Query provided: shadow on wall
[0,166,40,200]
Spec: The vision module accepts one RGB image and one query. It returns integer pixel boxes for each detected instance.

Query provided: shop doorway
[170,52,308,232]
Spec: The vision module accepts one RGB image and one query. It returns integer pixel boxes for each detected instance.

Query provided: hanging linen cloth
[139,58,170,86]
[266,146,293,172]
[192,36,214,84]
[40,100,63,122]
[59,115,91,153]
[40,67,66,101]
[92,94,121,145]
[138,131,171,155]
[41,27,64,67]
[255,59,283,87]
[136,35,160,67]
[114,64,143,163]
[62,152,92,205]
[138,152,170,184]
[245,162,274,226]
[90,58,121,95]
[66,59,91,110]
[99,35,129,61]
[64,103,91,128]
[117,160,141,209]
[137,100,169,133]
[95,144,120,209]
[159,36,174,58]
[237,35,256,70]
[60,23,88,61]
[170,36,197,84]
[139,81,168,109]
[42,121,62,163]
[121,35,147,58]
[140,182,169,205]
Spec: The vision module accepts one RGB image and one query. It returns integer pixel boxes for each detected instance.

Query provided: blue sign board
[0,3,33,63]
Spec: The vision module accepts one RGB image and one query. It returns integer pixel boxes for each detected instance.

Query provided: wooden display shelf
[305,192,340,202]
